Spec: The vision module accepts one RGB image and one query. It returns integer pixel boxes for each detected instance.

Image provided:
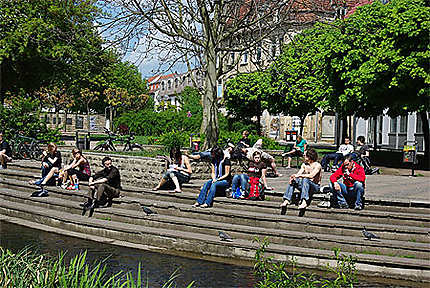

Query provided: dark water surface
[0,220,416,288]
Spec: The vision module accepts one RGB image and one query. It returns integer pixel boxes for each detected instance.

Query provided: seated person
[186,144,234,161]
[351,136,370,162]
[237,130,251,149]
[153,146,192,193]
[321,136,354,172]
[231,150,269,199]
[243,145,281,177]
[30,142,62,197]
[329,154,366,210]
[0,131,12,169]
[282,135,307,168]
[193,147,231,208]
[82,157,121,214]
[280,148,321,209]
[59,148,91,190]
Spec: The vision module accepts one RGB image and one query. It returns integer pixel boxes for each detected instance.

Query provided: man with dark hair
[321,137,354,172]
[82,156,121,215]
[280,148,322,209]
[329,154,366,210]
[0,132,12,169]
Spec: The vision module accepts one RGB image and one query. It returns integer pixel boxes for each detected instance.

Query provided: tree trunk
[64,111,67,132]
[55,108,59,129]
[419,111,429,166]
[342,117,348,140]
[87,104,91,131]
[109,106,113,131]
[299,115,307,136]
[373,116,378,150]
[200,47,218,149]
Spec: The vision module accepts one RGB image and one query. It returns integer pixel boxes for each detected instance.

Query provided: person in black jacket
[0,132,12,169]
[82,156,121,214]
[30,142,62,197]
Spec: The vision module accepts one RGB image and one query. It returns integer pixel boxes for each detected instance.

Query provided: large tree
[323,0,429,158]
[99,0,334,148]
[224,71,271,134]
[0,0,104,103]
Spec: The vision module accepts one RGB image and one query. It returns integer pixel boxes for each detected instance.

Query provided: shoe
[354,205,363,211]
[280,199,290,207]
[339,203,349,209]
[317,201,331,208]
[298,200,308,209]
[31,189,48,197]
[200,203,209,208]
[192,202,200,208]
[61,181,70,189]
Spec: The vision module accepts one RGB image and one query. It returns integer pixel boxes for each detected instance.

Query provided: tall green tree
[224,72,272,134]
[269,26,334,135]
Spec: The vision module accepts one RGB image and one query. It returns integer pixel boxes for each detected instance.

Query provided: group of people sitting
[0,129,369,214]
[280,136,368,211]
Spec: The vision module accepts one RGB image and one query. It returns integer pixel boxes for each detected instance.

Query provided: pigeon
[362,227,379,240]
[218,231,233,242]
[141,205,157,216]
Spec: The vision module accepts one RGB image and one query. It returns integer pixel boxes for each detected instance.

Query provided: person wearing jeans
[321,137,354,171]
[280,148,321,209]
[329,154,366,210]
[193,147,231,208]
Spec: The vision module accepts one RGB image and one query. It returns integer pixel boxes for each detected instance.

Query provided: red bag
[246,177,265,200]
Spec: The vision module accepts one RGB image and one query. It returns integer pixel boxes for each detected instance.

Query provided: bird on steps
[362,227,379,240]
[218,231,233,242]
[141,205,157,216]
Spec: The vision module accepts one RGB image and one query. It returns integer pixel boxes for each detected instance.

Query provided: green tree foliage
[269,26,335,134]
[115,87,203,137]
[224,72,272,134]
[0,0,103,103]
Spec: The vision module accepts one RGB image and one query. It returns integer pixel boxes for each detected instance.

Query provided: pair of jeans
[231,174,249,195]
[34,166,50,186]
[330,181,364,208]
[196,179,229,206]
[283,178,319,201]
[321,153,344,170]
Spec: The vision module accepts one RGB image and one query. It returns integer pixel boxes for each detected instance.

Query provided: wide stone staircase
[0,159,429,284]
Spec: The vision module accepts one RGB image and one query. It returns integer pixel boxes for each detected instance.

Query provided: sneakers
[354,205,363,211]
[280,199,290,207]
[339,203,349,209]
[298,200,308,209]
[66,184,79,190]
[31,188,48,197]
[61,181,70,189]
[317,201,331,208]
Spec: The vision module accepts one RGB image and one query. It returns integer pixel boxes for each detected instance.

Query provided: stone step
[1,186,428,260]
[0,197,429,283]
[3,168,430,222]
[1,178,429,245]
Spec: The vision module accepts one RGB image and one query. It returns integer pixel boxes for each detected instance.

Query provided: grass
[0,246,194,288]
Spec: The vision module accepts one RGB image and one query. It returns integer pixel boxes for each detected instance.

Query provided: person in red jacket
[329,154,366,210]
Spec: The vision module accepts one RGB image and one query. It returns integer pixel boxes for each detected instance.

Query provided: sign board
[403,145,416,163]
[285,130,298,142]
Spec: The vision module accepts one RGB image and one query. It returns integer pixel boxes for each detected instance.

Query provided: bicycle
[119,132,143,151]
[93,128,117,151]
[11,134,44,160]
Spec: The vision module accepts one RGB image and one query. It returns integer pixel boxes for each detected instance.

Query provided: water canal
[0,220,417,288]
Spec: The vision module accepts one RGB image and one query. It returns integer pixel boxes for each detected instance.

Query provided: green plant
[253,238,358,288]
[0,246,194,288]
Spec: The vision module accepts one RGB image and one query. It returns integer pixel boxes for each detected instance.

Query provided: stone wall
[62,151,248,188]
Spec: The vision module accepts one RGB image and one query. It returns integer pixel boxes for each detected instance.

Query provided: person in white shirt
[321,137,354,172]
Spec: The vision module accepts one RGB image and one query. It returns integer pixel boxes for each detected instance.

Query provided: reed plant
[253,237,358,288]
[0,247,194,288]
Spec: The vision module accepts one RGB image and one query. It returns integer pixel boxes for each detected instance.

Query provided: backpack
[246,177,265,201]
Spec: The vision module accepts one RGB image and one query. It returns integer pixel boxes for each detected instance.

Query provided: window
[230,52,235,65]
[399,115,408,133]
[75,116,84,129]
[168,80,172,90]
[256,46,262,62]
[241,51,248,65]
[66,118,72,125]
[57,117,62,124]
[271,40,277,58]
[390,117,398,133]
[161,81,165,90]
[52,117,56,125]
[175,78,178,88]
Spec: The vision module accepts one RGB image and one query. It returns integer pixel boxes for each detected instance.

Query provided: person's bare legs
[40,167,59,186]
[153,177,167,190]
[171,176,181,192]
[270,159,281,176]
